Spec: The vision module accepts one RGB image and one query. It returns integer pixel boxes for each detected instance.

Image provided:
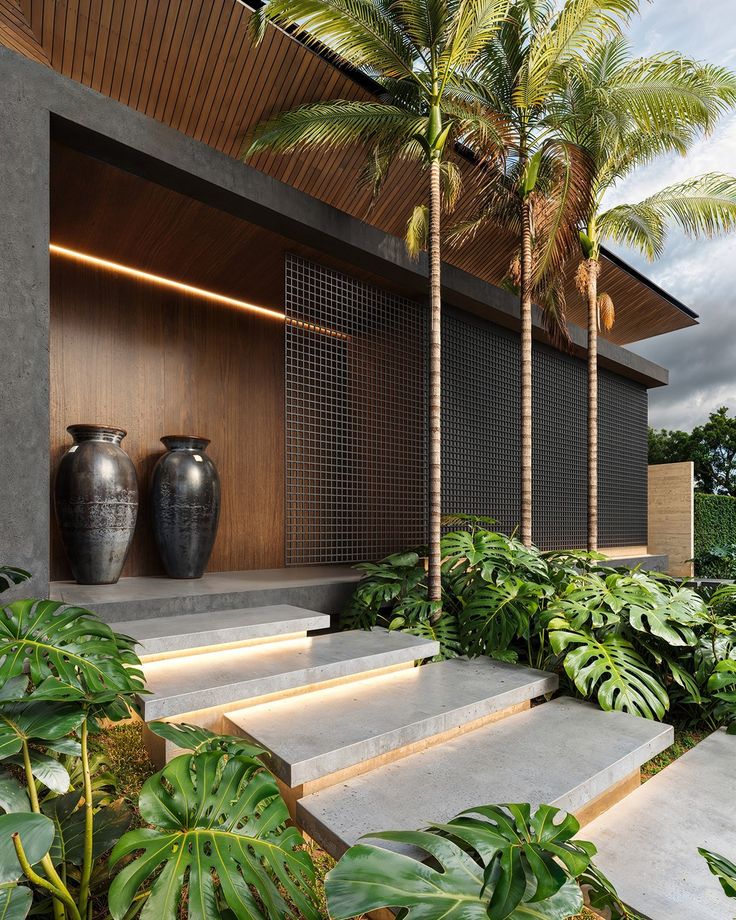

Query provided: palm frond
[440,0,512,73]
[517,0,637,109]
[599,173,736,259]
[393,0,449,51]
[406,204,429,258]
[250,0,419,81]
[245,101,425,156]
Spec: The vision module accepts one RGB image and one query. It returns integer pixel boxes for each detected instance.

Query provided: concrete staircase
[117,601,674,864]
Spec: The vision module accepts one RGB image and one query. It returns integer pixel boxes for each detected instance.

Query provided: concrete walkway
[585,729,736,920]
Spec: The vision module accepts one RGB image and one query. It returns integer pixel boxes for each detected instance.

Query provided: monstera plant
[326,802,638,919]
[0,570,320,920]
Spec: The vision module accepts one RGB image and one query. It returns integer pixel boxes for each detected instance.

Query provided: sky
[604,0,736,432]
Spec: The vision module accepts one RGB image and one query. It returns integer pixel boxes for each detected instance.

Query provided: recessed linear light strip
[48,244,350,340]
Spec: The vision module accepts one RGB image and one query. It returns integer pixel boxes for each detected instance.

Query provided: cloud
[602,0,736,431]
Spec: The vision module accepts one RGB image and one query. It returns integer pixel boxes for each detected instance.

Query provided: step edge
[231,674,558,787]
[135,614,332,653]
[141,641,438,720]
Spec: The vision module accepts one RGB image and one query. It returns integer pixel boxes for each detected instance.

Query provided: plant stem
[21,740,65,920]
[12,833,81,920]
[78,719,94,919]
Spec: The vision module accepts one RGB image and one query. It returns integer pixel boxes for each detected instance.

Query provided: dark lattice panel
[598,370,649,547]
[442,311,521,535]
[285,254,426,564]
[532,342,588,550]
[442,309,648,550]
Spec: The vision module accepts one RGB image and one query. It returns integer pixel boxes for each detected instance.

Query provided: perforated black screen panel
[442,308,648,550]
[285,254,426,564]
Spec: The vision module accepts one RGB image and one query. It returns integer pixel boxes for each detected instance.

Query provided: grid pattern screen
[285,254,426,564]
[442,309,648,550]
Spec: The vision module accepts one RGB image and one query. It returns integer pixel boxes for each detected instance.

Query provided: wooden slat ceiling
[1,0,697,344]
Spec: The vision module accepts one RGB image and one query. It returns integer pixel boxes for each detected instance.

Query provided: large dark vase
[54,425,139,585]
[150,436,220,579]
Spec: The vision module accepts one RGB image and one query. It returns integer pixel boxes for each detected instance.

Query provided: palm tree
[450,0,637,545]
[558,38,736,550]
[245,0,513,612]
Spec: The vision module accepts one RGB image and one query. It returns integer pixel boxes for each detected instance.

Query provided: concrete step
[141,628,439,722]
[584,728,736,920]
[50,566,360,622]
[225,658,558,789]
[297,697,673,858]
[115,604,331,660]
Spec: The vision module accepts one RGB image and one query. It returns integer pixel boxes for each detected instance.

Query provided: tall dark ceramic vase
[54,425,139,585]
[150,436,220,579]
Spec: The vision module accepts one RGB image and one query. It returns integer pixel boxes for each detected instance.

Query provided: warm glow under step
[297,697,674,858]
[225,658,558,788]
[115,604,331,659]
[140,628,439,721]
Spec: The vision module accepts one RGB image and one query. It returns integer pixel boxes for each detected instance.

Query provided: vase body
[150,436,220,579]
[54,425,139,585]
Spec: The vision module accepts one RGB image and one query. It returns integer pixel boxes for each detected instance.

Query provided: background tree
[648,407,736,496]
[557,38,736,548]
[246,0,512,612]
[450,0,638,546]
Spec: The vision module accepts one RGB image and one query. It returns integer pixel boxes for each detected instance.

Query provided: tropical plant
[700,847,736,900]
[326,801,639,919]
[693,543,736,580]
[108,745,320,920]
[0,570,320,920]
[0,566,143,920]
[245,0,514,615]
[451,0,639,546]
[557,38,736,549]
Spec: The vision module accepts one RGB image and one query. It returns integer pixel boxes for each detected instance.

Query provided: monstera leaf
[699,847,736,899]
[0,600,143,711]
[0,702,85,759]
[108,751,320,920]
[148,721,266,758]
[43,791,130,867]
[549,620,669,719]
[460,578,546,657]
[0,568,30,595]
[326,807,589,920]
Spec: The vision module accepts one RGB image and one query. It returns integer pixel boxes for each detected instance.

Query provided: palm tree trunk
[520,197,533,547]
[587,258,600,552]
[428,157,442,610]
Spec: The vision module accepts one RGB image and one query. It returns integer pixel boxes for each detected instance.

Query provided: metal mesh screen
[442,308,648,550]
[285,254,426,564]
[598,370,649,547]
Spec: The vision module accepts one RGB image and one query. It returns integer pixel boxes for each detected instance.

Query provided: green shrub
[694,494,736,575]
[344,524,736,728]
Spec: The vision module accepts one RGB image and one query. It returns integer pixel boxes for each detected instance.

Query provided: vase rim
[67,424,127,444]
[161,435,211,451]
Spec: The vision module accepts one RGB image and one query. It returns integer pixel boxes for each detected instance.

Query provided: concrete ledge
[226,658,558,787]
[114,604,332,659]
[50,566,360,621]
[297,697,674,859]
[141,628,438,721]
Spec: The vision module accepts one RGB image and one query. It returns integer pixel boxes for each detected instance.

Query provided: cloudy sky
[605,0,736,431]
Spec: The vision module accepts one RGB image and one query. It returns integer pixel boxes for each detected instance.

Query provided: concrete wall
[648,462,694,577]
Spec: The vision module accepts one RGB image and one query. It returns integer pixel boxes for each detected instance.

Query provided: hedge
[694,493,736,571]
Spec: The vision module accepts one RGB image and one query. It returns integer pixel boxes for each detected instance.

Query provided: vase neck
[161,435,210,452]
[68,425,126,445]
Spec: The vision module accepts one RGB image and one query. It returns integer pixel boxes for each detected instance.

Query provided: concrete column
[0,86,51,597]
[648,461,694,577]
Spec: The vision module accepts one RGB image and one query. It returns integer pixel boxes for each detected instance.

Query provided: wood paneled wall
[50,257,285,580]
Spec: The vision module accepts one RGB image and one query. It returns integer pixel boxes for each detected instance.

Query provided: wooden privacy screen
[49,257,285,580]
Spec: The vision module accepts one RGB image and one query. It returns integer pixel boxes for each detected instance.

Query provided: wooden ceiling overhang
[0,0,697,345]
